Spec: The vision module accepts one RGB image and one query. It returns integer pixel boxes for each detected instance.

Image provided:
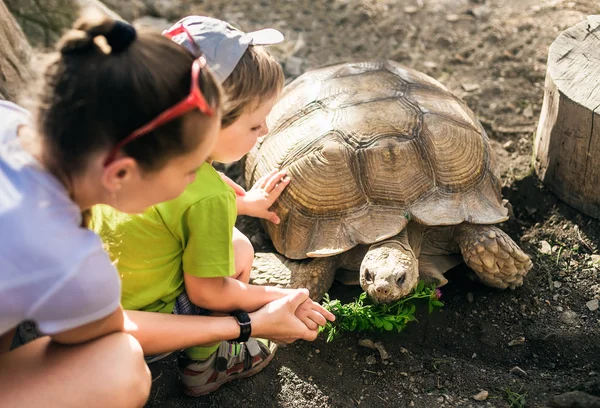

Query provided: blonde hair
[220,45,284,127]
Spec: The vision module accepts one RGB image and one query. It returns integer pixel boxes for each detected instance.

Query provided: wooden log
[534,15,600,219]
[0,0,32,102]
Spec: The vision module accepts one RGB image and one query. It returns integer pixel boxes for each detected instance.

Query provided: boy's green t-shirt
[91,163,237,314]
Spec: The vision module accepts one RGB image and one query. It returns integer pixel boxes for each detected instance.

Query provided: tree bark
[0,0,32,102]
[534,15,600,219]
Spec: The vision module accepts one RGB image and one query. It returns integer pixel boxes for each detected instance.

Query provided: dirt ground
[17,0,600,406]
[128,0,600,407]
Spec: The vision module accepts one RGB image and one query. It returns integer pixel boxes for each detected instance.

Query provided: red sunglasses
[103,52,215,166]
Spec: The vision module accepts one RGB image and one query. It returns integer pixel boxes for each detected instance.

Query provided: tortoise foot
[250,252,337,301]
[455,225,532,289]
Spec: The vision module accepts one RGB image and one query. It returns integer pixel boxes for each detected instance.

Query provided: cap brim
[246,28,284,45]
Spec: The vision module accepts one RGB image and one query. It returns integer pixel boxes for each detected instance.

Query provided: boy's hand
[237,169,290,223]
[294,297,335,330]
[218,172,246,196]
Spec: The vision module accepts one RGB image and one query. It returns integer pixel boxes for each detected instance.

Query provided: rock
[365,355,377,365]
[591,254,600,265]
[461,83,481,92]
[446,14,460,22]
[468,5,491,19]
[510,366,528,377]
[540,240,552,255]
[554,281,563,288]
[404,6,419,14]
[284,56,304,77]
[586,299,599,312]
[503,140,515,151]
[374,342,390,361]
[473,390,489,401]
[508,336,526,347]
[551,391,600,408]
[523,105,534,118]
[561,310,579,325]
[358,339,376,349]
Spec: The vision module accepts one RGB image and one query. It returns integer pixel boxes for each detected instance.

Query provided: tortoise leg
[250,252,338,301]
[453,224,532,289]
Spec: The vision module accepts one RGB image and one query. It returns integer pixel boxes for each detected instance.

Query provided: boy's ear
[101,157,139,192]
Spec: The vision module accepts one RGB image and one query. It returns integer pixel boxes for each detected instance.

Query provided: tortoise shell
[245,60,506,260]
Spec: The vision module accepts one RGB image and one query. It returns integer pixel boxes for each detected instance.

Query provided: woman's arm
[124,289,332,355]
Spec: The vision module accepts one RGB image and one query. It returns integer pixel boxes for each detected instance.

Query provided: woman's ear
[100,157,139,192]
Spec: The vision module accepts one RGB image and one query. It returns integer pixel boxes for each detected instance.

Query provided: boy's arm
[183,273,291,313]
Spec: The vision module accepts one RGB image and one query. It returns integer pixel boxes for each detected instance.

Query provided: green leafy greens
[319,281,444,342]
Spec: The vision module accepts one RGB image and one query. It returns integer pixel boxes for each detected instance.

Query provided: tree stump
[0,0,32,102]
[534,15,600,219]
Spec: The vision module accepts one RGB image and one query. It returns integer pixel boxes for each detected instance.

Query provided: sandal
[179,338,278,396]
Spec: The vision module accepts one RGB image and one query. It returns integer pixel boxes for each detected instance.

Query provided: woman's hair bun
[58,9,136,55]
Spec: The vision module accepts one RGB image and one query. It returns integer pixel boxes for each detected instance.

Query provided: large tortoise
[246,60,532,304]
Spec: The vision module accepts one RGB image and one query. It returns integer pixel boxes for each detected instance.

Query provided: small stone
[366,355,377,365]
[523,105,534,118]
[461,83,481,92]
[586,299,599,312]
[409,402,415,407]
[437,397,445,403]
[358,339,376,349]
[510,366,528,377]
[508,336,526,347]
[591,254,600,265]
[554,281,562,288]
[472,353,477,358]
[374,342,390,360]
[424,61,438,69]
[473,390,489,401]
[557,306,564,312]
[400,347,409,354]
[502,140,515,151]
[404,6,419,14]
[446,14,460,22]
[539,240,552,255]
[467,292,474,303]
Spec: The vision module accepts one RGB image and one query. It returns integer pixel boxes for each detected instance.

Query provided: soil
[24,0,600,406]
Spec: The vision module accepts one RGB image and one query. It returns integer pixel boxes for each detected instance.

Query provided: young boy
[92,16,330,396]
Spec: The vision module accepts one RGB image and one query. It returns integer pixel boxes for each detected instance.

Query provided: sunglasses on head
[103,25,214,167]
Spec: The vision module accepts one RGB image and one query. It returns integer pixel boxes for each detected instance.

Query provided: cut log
[534,15,600,219]
[0,0,32,102]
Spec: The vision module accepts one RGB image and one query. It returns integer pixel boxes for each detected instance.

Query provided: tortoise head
[359,238,419,304]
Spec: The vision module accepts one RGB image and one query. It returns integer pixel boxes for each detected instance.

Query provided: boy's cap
[165,16,284,83]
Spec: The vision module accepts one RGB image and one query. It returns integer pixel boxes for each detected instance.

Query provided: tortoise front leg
[453,224,532,289]
[250,252,338,301]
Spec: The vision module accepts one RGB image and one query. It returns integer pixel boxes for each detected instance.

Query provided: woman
[0,11,332,408]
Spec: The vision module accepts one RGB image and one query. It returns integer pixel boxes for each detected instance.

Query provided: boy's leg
[0,333,151,408]
[233,227,254,284]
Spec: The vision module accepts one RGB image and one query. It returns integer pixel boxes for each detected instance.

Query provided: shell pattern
[245,61,507,260]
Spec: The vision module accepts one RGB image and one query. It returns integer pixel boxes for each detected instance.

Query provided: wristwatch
[231,310,251,343]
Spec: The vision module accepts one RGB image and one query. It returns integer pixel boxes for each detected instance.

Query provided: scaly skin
[453,224,532,289]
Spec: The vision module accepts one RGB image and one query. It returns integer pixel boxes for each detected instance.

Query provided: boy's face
[209,96,277,164]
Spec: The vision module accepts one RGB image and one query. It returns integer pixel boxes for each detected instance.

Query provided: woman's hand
[250,289,334,343]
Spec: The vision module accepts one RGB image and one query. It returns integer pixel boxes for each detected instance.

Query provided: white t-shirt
[0,101,121,335]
